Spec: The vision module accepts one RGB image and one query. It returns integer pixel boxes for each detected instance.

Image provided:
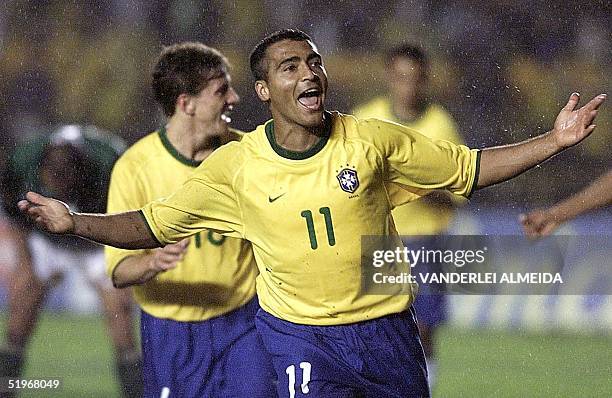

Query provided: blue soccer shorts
[256,306,429,398]
[140,296,276,398]
[403,236,448,328]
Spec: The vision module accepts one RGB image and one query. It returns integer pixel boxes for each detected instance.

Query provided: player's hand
[552,92,606,149]
[148,238,190,273]
[519,209,560,239]
[17,191,74,234]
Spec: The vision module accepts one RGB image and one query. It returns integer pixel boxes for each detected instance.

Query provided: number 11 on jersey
[300,207,336,250]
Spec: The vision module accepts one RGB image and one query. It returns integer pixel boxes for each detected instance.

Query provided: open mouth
[220,105,234,123]
[297,87,322,111]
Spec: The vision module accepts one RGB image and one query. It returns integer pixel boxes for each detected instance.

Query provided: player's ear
[177,93,196,116]
[255,80,270,102]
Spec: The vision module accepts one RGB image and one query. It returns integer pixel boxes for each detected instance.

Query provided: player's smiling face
[191,73,239,135]
[257,39,328,129]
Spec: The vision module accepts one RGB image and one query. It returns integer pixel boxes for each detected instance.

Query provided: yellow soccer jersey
[141,112,480,325]
[354,98,465,234]
[105,127,257,322]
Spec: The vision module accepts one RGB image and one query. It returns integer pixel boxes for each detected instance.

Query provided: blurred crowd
[0,0,610,206]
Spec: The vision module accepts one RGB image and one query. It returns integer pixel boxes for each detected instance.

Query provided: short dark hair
[385,44,429,70]
[152,42,229,117]
[250,29,312,81]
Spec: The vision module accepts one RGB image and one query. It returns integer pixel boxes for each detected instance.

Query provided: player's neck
[271,115,327,152]
[165,118,220,162]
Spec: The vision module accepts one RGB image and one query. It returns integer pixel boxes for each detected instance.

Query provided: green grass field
[1,313,610,397]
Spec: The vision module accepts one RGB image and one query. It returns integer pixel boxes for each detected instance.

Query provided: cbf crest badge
[336,167,359,193]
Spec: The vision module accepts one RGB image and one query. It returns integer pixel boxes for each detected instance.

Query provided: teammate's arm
[477,93,606,188]
[18,191,160,249]
[111,239,189,288]
[520,170,612,237]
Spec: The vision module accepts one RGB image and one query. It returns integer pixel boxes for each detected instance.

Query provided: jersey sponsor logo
[336,168,359,193]
[268,192,286,203]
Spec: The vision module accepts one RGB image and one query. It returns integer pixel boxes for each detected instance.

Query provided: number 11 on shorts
[285,362,311,397]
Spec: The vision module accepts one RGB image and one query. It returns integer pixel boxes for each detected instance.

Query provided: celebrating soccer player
[104,42,275,397]
[18,29,606,398]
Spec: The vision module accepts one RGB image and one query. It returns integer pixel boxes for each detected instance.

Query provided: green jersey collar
[158,126,202,168]
[265,112,332,160]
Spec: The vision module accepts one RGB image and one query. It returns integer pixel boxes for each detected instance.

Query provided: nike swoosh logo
[268,193,286,203]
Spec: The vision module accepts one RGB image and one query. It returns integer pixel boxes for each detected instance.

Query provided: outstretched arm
[520,170,612,238]
[477,93,606,188]
[111,239,190,288]
[18,191,160,249]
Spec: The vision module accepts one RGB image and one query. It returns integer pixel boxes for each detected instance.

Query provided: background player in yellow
[18,30,606,398]
[354,44,464,235]
[520,169,612,238]
[353,44,464,391]
[105,42,274,398]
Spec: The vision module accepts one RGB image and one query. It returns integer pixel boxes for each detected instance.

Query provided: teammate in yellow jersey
[104,42,274,397]
[353,44,465,391]
[18,29,606,398]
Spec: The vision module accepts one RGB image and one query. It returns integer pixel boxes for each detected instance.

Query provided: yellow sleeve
[425,107,468,205]
[364,118,479,198]
[385,182,427,209]
[105,157,149,277]
[141,143,244,245]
